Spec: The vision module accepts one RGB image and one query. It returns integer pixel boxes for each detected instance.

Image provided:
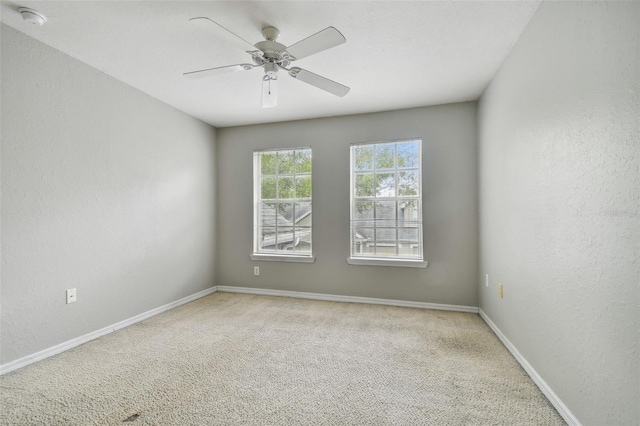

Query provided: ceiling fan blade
[288,68,350,97]
[285,27,346,61]
[189,17,258,53]
[183,64,254,79]
[262,77,277,108]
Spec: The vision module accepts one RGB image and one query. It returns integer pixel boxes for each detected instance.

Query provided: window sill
[250,254,316,263]
[346,258,428,268]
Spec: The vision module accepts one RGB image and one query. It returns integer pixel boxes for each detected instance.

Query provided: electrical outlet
[66,288,77,304]
[485,274,489,287]
[254,266,260,276]
[498,283,503,298]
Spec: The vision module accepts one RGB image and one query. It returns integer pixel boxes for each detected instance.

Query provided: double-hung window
[349,139,426,267]
[253,148,313,262]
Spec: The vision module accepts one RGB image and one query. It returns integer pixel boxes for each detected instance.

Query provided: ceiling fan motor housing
[253,35,291,75]
[254,40,288,60]
[183,19,350,107]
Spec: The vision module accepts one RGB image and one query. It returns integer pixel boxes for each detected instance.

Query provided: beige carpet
[1,293,565,425]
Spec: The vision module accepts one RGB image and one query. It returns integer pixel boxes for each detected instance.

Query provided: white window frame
[251,147,315,263]
[348,139,427,268]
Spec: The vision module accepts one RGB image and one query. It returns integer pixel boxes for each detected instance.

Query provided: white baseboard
[217,286,479,313]
[479,309,581,426]
[0,286,218,375]
[0,286,581,425]
[0,285,481,376]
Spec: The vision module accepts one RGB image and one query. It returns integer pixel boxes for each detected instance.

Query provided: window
[349,139,425,265]
[253,148,313,260]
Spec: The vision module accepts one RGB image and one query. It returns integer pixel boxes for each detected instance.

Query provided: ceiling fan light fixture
[264,62,279,79]
[18,7,47,26]
[184,18,350,108]
[262,76,277,108]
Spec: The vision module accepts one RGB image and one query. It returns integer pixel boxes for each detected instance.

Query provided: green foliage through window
[255,148,312,256]
[350,139,423,260]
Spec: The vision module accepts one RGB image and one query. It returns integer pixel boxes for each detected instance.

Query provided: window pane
[278,151,294,174]
[398,243,420,256]
[397,141,419,169]
[295,176,311,199]
[261,152,277,175]
[352,228,375,255]
[295,149,312,174]
[293,243,311,254]
[398,170,419,196]
[375,201,396,227]
[375,173,395,197]
[398,227,419,241]
[353,145,374,171]
[277,203,293,227]
[375,201,396,219]
[278,177,294,198]
[260,203,277,228]
[398,200,420,224]
[260,227,277,251]
[355,173,375,197]
[261,178,276,199]
[277,227,294,249]
[376,228,396,243]
[354,227,374,243]
[294,202,312,225]
[375,143,395,169]
[294,226,311,253]
[359,243,376,256]
[375,245,397,256]
[353,201,374,225]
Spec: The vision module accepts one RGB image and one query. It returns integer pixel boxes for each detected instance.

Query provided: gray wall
[478,2,639,425]
[1,25,217,364]
[217,104,478,306]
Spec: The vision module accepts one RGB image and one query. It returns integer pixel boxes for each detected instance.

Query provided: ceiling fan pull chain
[184,18,350,108]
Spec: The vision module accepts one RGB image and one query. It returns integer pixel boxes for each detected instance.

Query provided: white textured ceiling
[1,1,540,128]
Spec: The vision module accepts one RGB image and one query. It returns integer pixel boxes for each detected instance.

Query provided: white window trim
[253,147,313,260]
[349,138,426,265]
[346,257,428,268]
[250,254,316,263]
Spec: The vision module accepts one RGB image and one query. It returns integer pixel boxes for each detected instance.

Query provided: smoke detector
[18,7,47,26]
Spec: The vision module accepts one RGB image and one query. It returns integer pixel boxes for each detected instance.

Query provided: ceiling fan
[183,17,350,108]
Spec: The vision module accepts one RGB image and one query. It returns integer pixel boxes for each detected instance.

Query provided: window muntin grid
[350,140,423,260]
[254,148,312,256]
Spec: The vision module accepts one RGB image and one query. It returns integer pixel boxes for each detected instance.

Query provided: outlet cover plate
[66,288,77,304]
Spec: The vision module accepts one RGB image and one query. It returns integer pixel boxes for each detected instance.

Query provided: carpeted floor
[0,293,565,425]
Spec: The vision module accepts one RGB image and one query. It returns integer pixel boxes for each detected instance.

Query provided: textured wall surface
[217,104,478,306]
[478,2,639,425]
[1,25,217,364]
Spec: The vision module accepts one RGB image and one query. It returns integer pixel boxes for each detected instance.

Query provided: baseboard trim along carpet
[2,293,566,425]
[217,286,479,313]
[2,285,576,426]
[479,309,582,426]
[0,286,218,375]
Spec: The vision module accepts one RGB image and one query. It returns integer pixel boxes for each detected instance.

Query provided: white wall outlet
[485,274,489,287]
[66,288,77,304]
[254,266,260,276]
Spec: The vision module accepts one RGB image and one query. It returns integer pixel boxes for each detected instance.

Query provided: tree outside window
[254,148,312,256]
[350,140,423,260]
